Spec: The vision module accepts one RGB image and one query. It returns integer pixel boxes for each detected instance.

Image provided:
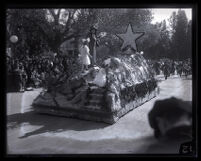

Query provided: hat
[81,38,90,43]
[90,25,98,31]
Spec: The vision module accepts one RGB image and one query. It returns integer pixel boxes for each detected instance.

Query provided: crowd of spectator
[6,54,80,92]
[6,52,192,92]
[147,58,192,79]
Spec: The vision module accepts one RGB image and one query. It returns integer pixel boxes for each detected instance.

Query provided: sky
[151,8,192,24]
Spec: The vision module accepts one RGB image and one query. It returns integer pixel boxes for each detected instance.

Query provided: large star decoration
[116,24,144,52]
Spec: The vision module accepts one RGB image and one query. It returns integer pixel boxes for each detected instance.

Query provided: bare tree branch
[48,9,60,25]
[49,9,56,20]
[62,9,77,36]
[56,9,61,22]
[57,9,61,17]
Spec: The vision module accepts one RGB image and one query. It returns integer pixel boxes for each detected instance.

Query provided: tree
[156,20,171,59]
[97,9,152,34]
[6,9,88,56]
[186,20,192,59]
[7,8,155,60]
[169,9,189,60]
[169,11,177,37]
[94,9,154,57]
[7,9,51,56]
[28,9,78,54]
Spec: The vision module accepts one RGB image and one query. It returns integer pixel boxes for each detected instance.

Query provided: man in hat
[87,25,99,66]
[161,61,170,80]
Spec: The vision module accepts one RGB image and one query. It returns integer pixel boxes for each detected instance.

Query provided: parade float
[32,24,158,124]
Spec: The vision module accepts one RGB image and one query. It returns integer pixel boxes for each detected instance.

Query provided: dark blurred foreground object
[7,73,21,92]
[148,97,192,139]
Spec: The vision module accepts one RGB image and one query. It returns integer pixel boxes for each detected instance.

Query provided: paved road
[6,75,192,154]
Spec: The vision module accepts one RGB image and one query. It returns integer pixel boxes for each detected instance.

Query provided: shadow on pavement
[7,111,109,138]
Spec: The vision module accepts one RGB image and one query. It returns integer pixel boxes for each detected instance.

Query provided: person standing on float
[87,25,99,66]
[79,39,91,72]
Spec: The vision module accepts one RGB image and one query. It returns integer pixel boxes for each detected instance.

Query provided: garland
[120,79,157,106]
[146,79,157,93]
[135,82,148,98]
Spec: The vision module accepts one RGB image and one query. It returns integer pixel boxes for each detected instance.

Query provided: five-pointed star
[116,24,144,51]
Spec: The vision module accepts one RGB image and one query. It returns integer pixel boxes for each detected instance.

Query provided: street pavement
[6,74,192,154]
